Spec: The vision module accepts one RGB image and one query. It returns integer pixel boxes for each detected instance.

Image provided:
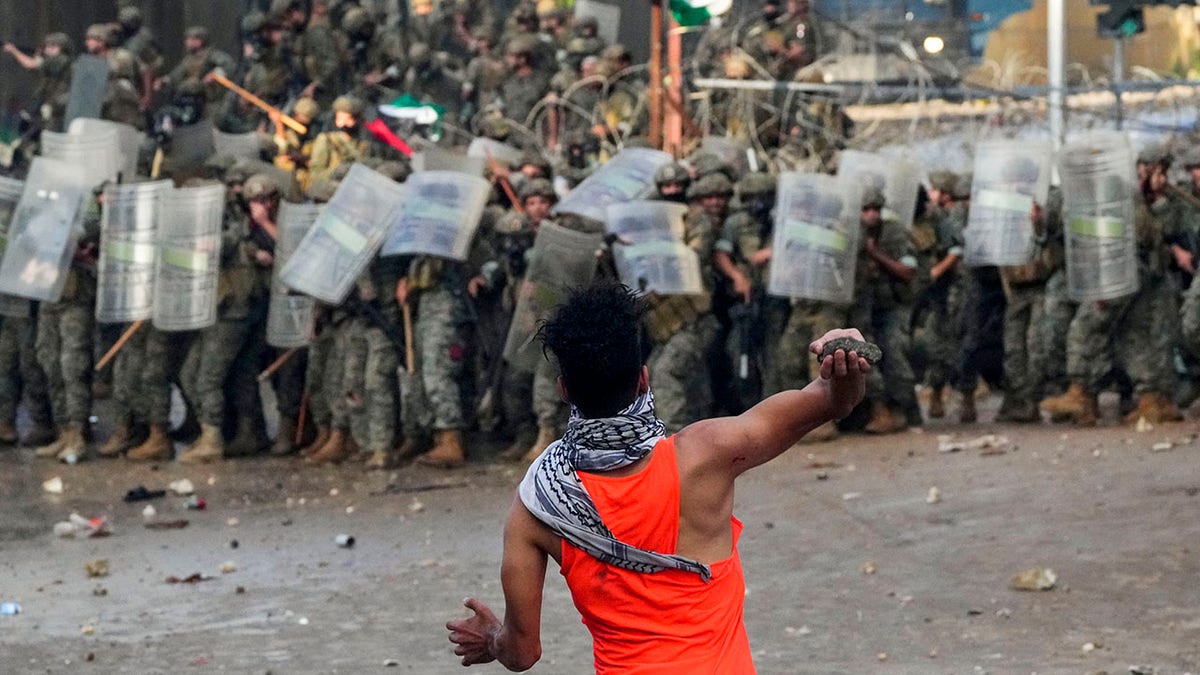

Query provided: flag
[669,0,731,27]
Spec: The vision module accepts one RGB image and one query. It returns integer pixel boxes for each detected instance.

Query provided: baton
[209,73,307,135]
[401,301,415,375]
[258,347,300,382]
[483,148,524,214]
[94,320,144,372]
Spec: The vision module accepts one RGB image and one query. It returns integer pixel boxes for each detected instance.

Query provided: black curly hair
[540,282,647,419]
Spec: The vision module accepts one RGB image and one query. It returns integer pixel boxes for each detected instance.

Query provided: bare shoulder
[505,496,563,567]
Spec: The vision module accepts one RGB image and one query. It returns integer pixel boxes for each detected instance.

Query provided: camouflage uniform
[33,34,74,131]
[0,305,53,443]
[308,96,373,183]
[500,35,549,125]
[164,27,238,117]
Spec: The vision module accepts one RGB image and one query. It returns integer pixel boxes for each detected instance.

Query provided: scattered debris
[142,505,157,521]
[53,513,110,538]
[784,625,812,636]
[42,477,63,494]
[329,488,339,497]
[1011,567,1057,591]
[1,602,20,616]
[92,587,107,597]
[384,659,400,667]
[185,496,206,510]
[926,487,942,504]
[1134,417,1153,433]
[123,486,166,503]
[84,559,109,578]
[877,653,888,661]
[861,561,877,575]
[166,573,213,584]
[408,499,425,513]
[220,561,237,574]
[335,534,356,549]
[1151,442,1173,453]
[144,519,189,530]
[373,481,470,496]
[938,434,1008,454]
[841,492,861,501]
[1082,642,1099,653]
[1130,667,1159,675]
[80,625,94,635]
[298,617,309,626]
[230,539,239,549]
[168,479,194,496]
[235,586,245,594]
[815,471,829,481]
[226,517,239,527]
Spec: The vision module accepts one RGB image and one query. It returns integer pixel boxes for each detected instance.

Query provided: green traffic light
[1120,17,1138,36]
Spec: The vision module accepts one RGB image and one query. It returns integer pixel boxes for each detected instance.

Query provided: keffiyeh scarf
[518,390,712,582]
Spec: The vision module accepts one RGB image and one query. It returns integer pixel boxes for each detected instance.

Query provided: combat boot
[958,390,977,424]
[1123,391,1184,425]
[177,424,224,464]
[1040,382,1098,426]
[365,448,397,470]
[126,425,173,462]
[96,423,135,458]
[34,429,66,458]
[865,402,907,434]
[1153,392,1184,422]
[55,423,87,463]
[226,414,270,458]
[305,428,353,465]
[927,386,945,419]
[300,426,330,457]
[0,419,17,445]
[270,417,299,457]
[395,434,430,461]
[799,420,839,444]
[995,401,1041,424]
[416,429,467,469]
[23,422,58,448]
[498,428,537,462]
[522,425,558,462]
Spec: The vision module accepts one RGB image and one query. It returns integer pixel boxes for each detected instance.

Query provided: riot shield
[1058,132,1139,302]
[267,202,320,348]
[213,129,263,160]
[573,0,621,46]
[96,180,172,323]
[767,172,861,305]
[0,157,91,302]
[163,118,216,174]
[963,140,1052,267]
[502,222,603,371]
[613,242,703,296]
[40,128,122,189]
[605,201,687,244]
[69,118,146,180]
[700,136,753,176]
[152,184,223,331]
[466,137,523,166]
[380,170,490,260]
[412,145,486,176]
[278,163,404,304]
[0,177,30,318]
[837,149,920,230]
[64,55,109,128]
[554,148,673,223]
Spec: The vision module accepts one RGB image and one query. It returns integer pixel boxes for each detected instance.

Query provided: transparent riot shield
[963,140,1052,267]
[0,177,30,318]
[213,129,263,160]
[837,149,920,230]
[573,0,621,45]
[381,171,490,260]
[412,145,486,176]
[0,157,90,302]
[767,172,861,305]
[96,180,172,323]
[466,137,523,166]
[40,128,121,189]
[64,54,109,127]
[152,184,224,331]
[554,148,673,223]
[700,136,753,176]
[503,222,603,371]
[613,242,704,296]
[69,118,145,180]
[267,202,320,348]
[1059,132,1139,302]
[605,201,687,244]
[278,163,404,304]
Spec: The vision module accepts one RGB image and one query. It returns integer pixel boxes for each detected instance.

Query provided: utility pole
[1113,35,1125,129]
[1048,0,1066,152]
[650,1,663,149]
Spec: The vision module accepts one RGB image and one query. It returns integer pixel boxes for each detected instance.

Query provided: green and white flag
[669,0,732,26]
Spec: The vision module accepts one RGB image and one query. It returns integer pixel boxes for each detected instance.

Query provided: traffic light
[1096,1,1145,38]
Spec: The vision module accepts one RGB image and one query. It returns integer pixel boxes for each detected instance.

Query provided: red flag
[365,118,413,158]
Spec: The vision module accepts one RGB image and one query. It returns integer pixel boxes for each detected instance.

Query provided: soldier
[853,185,920,433]
[570,16,606,57]
[114,5,163,111]
[0,303,54,447]
[500,34,550,127]
[3,32,74,131]
[403,44,465,124]
[35,190,101,462]
[462,28,507,122]
[1042,152,1184,426]
[295,0,347,108]
[913,172,964,420]
[269,97,320,192]
[159,26,237,118]
[242,13,290,108]
[650,162,691,203]
[80,24,143,130]
[308,95,372,183]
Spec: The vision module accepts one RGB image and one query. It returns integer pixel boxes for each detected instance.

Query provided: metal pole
[649,1,664,149]
[1047,0,1066,151]
[1113,36,1125,130]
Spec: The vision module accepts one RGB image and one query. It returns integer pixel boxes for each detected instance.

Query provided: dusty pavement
[2,394,1200,675]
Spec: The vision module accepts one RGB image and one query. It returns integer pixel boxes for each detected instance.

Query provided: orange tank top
[560,435,755,674]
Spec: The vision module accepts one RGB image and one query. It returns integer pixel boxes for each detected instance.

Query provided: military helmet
[927,169,956,194]
[519,178,557,202]
[332,95,365,117]
[476,115,511,140]
[242,11,267,35]
[85,23,113,44]
[566,37,592,56]
[471,26,493,43]
[1137,145,1172,168]
[184,25,210,43]
[375,160,412,183]
[516,148,552,175]
[506,34,538,56]
[738,172,777,197]
[861,185,886,209]
[292,97,319,120]
[117,6,142,26]
[689,151,737,182]
[654,162,690,187]
[108,50,138,80]
[576,16,599,32]
[1182,146,1200,170]
[243,173,281,201]
[950,173,973,200]
[601,44,630,62]
[687,173,735,200]
[307,178,340,203]
[43,32,73,50]
[222,159,253,186]
[340,7,371,34]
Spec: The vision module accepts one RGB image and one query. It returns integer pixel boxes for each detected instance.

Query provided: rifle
[208,73,307,135]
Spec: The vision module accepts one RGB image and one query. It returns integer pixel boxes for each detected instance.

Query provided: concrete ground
[1,393,1199,674]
